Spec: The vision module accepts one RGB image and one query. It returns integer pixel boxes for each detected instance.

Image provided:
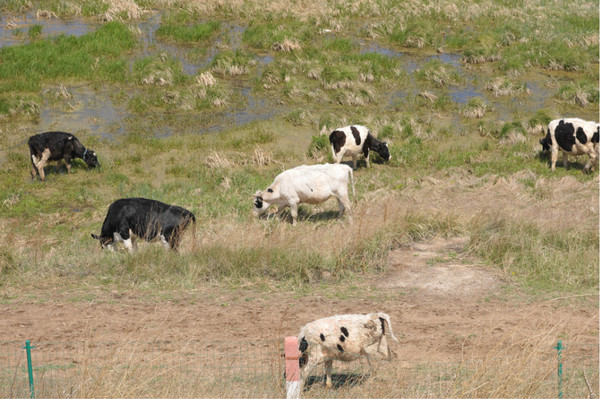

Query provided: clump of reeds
[460,97,489,119]
[196,72,217,87]
[415,60,462,87]
[205,150,235,168]
[273,38,301,52]
[484,77,530,97]
[103,0,145,21]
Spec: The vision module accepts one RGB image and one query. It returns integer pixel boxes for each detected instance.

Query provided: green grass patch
[242,21,314,50]
[0,22,135,92]
[156,21,220,44]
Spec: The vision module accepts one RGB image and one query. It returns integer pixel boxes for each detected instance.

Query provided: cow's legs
[35,148,51,181]
[324,359,333,388]
[351,154,358,169]
[562,152,569,169]
[122,238,134,252]
[275,205,289,219]
[365,152,371,168]
[336,195,352,223]
[299,356,319,392]
[333,149,346,165]
[550,148,559,171]
[583,150,598,173]
[159,234,170,250]
[30,154,39,180]
[289,202,299,226]
[117,224,133,252]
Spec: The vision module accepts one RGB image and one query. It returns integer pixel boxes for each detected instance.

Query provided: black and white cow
[540,118,599,173]
[298,313,398,389]
[28,131,100,181]
[329,125,391,169]
[91,198,196,252]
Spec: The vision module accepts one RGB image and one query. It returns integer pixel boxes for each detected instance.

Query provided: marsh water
[0,12,593,140]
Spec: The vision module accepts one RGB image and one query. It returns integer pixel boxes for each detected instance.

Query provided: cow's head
[374,141,391,162]
[84,150,100,168]
[540,130,551,152]
[252,190,269,217]
[91,233,114,250]
[252,187,278,217]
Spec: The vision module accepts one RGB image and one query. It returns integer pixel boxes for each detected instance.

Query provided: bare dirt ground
[1,237,596,364]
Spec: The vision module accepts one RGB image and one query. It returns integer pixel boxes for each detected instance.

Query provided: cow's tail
[190,213,198,253]
[378,312,398,342]
[348,166,355,201]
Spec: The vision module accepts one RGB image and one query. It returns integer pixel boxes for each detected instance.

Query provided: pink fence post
[285,336,300,399]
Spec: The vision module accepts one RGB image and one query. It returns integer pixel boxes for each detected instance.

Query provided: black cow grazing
[329,125,391,169]
[91,198,196,252]
[28,131,100,181]
[540,118,599,173]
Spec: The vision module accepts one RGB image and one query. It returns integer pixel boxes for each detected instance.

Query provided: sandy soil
[1,238,596,364]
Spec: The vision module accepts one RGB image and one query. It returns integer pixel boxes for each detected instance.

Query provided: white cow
[297,313,398,389]
[540,118,599,173]
[253,163,354,225]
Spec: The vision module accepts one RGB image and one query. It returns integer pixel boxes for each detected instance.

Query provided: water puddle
[37,85,126,138]
[0,13,590,141]
[0,13,92,47]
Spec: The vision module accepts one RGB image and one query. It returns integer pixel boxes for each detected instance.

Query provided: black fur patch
[320,333,325,342]
[555,120,576,152]
[298,337,309,369]
[592,127,599,144]
[576,127,588,144]
[267,188,273,193]
[329,130,347,154]
[351,126,361,146]
[341,326,349,337]
[379,317,386,335]
[363,133,373,156]
[299,337,308,353]
[339,335,345,342]
[337,344,344,352]
[254,197,263,208]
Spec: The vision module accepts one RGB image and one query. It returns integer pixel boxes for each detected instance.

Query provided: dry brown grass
[273,38,301,52]
[204,150,235,168]
[102,0,144,21]
[5,314,595,398]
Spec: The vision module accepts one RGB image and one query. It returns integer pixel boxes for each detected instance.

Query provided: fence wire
[1,340,597,398]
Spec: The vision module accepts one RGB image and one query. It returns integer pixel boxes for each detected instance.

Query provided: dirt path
[1,238,596,363]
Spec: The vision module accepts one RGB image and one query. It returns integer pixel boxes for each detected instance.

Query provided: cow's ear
[91,234,99,240]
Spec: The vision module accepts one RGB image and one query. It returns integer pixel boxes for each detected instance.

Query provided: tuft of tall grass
[469,215,599,291]
[557,81,599,107]
[210,50,252,77]
[414,60,462,87]
[484,76,529,97]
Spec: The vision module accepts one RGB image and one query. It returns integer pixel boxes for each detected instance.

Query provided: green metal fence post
[555,340,563,399]
[24,340,35,399]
